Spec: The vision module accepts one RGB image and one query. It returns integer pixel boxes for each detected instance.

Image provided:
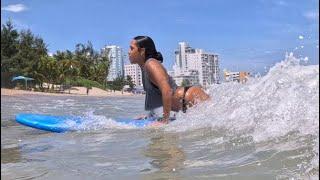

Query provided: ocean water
[1,53,319,179]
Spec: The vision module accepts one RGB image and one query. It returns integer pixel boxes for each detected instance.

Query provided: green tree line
[1,20,133,91]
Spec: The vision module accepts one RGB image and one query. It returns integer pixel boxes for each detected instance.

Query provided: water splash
[65,110,137,131]
[168,52,318,138]
[166,52,319,178]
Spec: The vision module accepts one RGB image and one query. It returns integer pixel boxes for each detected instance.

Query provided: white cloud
[1,4,27,13]
[303,11,319,20]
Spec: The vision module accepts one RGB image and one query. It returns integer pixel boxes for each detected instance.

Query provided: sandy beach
[1,87,137,97]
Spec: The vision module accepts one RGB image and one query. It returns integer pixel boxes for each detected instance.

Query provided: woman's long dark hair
[133,36,163,63]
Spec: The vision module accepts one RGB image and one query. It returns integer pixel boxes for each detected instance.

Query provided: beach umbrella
[11,76,35,90]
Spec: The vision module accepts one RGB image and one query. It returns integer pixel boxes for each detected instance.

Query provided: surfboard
[15,113,158,133]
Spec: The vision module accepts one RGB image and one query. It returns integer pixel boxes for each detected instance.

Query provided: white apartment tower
[124,64,143,87]
[101,45,124,81]
[173,42,220,87]
[173,42,195,74]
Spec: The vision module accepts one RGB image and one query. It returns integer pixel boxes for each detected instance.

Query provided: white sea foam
[165,53,319,176]
[166,52,319,177]
[65,110,138,131]
[167,52,318,140]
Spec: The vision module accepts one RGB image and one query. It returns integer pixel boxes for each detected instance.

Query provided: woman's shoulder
[144,58,167,78]
[145,58,162,68]
[146,58,160,63]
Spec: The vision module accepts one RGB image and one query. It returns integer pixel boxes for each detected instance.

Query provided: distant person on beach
[128,36,210,124]
[86,87,90,95]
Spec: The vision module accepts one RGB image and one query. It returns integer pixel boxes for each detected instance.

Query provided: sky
[1,0,319,74]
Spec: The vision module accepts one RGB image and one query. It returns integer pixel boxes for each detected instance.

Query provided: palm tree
[32,56,48,89]
[57,59,80,84]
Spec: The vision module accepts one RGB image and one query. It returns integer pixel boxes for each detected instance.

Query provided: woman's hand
[134,114,148,120]
[149,116,173,127]
[150,118,168,127]
[157,117,169,124]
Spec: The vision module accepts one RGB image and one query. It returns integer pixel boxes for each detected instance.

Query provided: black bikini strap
[182,86,190,113]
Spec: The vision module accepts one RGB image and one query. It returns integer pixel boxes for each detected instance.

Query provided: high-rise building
[167,70,175,78]
[224,70,250,83]
[124,64,143,87]
[174,42,195,72]
[173,42,220,87]
[101,45,124,81]
[173,70,199,86]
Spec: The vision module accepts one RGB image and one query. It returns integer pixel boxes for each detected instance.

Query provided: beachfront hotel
[223,70,250,83]
[172,42,220,87]
[124,64,143,87]
[101,45,124,81]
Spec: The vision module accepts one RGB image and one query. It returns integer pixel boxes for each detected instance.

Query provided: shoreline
[1,87,142,97]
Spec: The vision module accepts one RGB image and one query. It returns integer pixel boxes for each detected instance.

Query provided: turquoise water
[1,54,319,179]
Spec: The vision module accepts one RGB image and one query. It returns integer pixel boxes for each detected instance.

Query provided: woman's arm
[145,59,172,123]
